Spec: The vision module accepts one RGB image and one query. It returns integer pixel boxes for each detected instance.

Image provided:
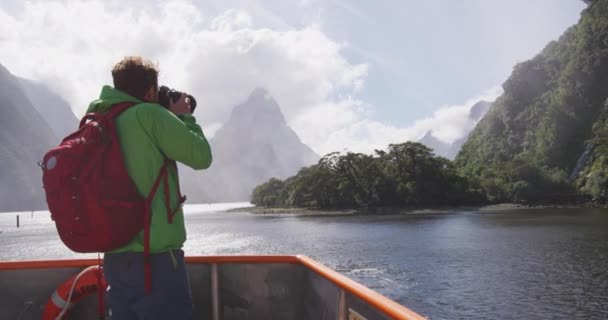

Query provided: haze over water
[1,204,607,320]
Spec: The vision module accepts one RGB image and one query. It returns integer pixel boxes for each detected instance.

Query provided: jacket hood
[87,85,143,113]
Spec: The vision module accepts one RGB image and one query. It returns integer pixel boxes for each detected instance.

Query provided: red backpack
[40,102,185,256]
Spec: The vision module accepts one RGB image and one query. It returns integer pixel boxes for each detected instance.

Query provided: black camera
[158,85,197,113]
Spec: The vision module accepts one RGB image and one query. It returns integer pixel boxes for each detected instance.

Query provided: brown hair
[111,56,159,100]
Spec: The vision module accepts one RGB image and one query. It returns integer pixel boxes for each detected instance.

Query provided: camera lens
[158,85,196,113]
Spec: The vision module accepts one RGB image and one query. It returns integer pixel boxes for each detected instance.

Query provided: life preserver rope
[42,265,106,320]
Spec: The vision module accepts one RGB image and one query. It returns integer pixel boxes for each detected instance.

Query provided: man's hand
[169,93,192,115]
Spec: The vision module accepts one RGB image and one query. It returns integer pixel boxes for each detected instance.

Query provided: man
[86,56,212,319]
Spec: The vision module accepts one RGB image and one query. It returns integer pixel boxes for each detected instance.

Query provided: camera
[158,85,197,113]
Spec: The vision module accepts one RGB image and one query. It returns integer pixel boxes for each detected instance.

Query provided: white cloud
[292,87,502,156]
[410,86,503,144]
[210,9,253,31]
[0,0,501,157]
[0,1,365,132]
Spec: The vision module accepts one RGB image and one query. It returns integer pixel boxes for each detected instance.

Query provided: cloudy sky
[0,0,585,155]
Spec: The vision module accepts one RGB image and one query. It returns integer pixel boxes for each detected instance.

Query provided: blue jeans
[103,249,194,320]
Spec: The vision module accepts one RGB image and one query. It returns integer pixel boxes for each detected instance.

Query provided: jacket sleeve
[137,105,213,170]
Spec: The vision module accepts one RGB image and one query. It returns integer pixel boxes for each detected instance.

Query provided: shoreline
[226,202,607,216]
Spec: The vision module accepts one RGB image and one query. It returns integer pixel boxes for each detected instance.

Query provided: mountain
[19,77,78,138]
[181,88,319,202]
[0,64,58,211]
[469,100,492,120]
[455,2,608,202]
[0,77,318,206]
[419,100,491,159]
[418,131,451,158]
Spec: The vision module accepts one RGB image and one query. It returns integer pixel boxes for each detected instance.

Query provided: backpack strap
[106,102,138,119]
[78,102,137,128]
[142,158,187,293]
[142,159,168,293]
[164,161,187,224]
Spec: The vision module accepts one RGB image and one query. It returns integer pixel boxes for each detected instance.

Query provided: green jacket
[87,86,212,254]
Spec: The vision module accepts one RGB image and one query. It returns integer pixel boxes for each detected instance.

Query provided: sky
[0,0,586,155]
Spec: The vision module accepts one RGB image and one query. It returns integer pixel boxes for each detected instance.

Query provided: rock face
[181,88,320,202]
[419,131,451,158]
[0,64,58,211]
[419,100,492,159]
[19,77,78,138]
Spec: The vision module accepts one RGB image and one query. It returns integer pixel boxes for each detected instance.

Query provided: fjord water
[1,205,607,320]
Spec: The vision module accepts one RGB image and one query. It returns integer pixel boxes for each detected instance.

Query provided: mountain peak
[469,100,492,120]
[230,87,286,125]
[191,89,319,202]
[249,87,272,100]
[421,130,435,139]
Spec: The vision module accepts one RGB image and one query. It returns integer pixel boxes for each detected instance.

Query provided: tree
[251,178,285,206]
[250,141,484,209]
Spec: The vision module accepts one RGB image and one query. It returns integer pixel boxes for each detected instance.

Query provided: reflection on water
[1,206,607,319]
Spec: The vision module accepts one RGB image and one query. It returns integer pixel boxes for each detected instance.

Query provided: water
[1,205,607,320]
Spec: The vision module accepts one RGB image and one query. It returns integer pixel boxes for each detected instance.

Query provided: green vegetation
[252,2,608,209]
[252,142,483,208]
[456,1,608,203]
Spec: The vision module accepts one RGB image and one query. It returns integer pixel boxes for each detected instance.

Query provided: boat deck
[0,255,425,320]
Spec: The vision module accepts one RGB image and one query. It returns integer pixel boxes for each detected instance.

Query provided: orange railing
[0,255,426,320]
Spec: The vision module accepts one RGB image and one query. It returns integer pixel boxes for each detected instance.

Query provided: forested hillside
[455,1,608,202]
